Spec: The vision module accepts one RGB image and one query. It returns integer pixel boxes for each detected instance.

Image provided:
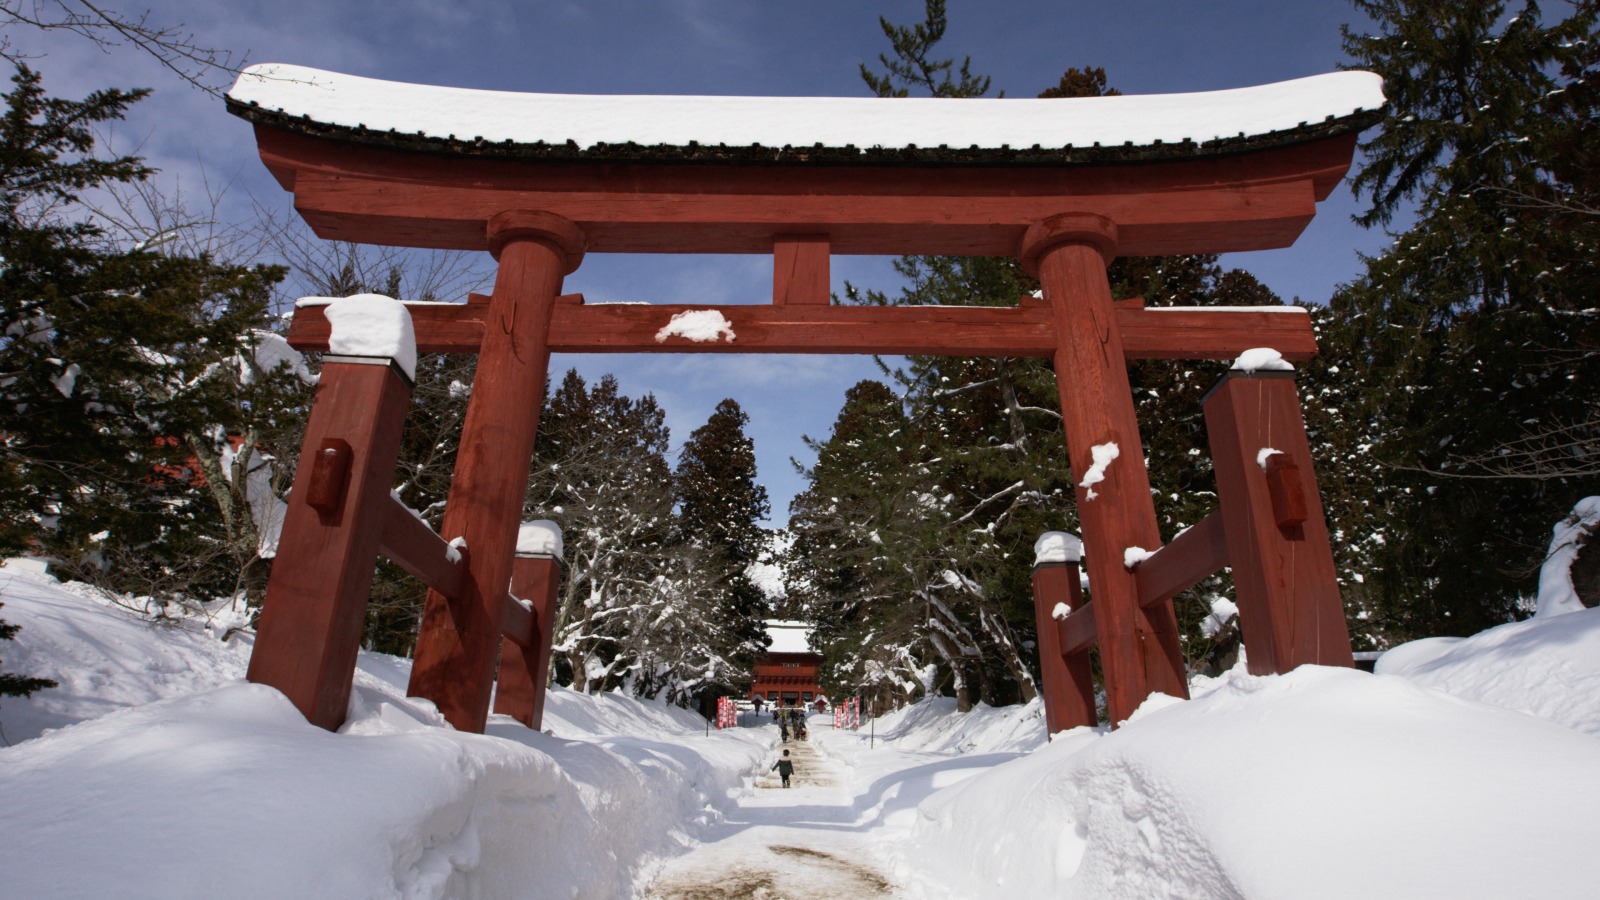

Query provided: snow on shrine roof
[226,64,1385,166]
[765,621,814,654]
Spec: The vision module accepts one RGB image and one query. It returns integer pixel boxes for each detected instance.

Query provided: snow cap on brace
[516,519,563,558]
[1231,347,1295,373]
[321,293,417,380]
[1034,531,1084,566]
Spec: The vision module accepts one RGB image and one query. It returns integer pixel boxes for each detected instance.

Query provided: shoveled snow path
[642,724,901,899]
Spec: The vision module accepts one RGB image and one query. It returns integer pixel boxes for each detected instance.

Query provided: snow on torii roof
[226,64,1385,167]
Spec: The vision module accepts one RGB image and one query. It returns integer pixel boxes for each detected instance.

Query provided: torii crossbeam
[228,64,1382,733]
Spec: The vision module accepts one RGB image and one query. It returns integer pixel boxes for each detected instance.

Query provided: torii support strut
[1028,364,1354,733]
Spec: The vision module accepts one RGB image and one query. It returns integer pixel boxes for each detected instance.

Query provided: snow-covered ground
[0,564,768,899]
[3,559,1599,898]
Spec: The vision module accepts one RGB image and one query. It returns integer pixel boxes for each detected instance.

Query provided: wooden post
[773,234,830,306]
[247,356,413,730]
[493,553,561,729]
[1030,535,1097,733]
[1203,368,1353,673]
[407,211,585,733]
[1023,214,1188,726]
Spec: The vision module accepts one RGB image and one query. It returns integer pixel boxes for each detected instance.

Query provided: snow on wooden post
[1202,351,1353,674]
[1023,215,1188,727]
[247,295,417,731]
[409,212,585,734]
[493,521,563,729]
[1031,532,1098,733]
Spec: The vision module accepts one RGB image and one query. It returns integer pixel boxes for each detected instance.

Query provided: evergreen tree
[529,370,676,692]
[813,24,1290,708]
[787,380,929,707]
[0,65,285,599]
[674,398,772,680]
[1321,0,1600,638]
[0,601,55,705]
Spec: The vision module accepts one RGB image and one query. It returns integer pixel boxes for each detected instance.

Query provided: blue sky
[18,0,1388,525]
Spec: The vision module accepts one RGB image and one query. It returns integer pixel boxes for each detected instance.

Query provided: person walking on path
[771,749,794,788]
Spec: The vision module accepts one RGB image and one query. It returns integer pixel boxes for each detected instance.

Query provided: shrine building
[750,621,826,710]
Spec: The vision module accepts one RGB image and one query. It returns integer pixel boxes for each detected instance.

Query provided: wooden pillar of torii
[226,64,1383,733]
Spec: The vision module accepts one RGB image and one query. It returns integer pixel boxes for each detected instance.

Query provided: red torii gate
[227,64,1381,733]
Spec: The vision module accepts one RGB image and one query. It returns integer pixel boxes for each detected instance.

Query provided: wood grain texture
[286,171,1318,257]
[377,493,468,602]
[286,296,1319,360]
[406,234,568,734]
[1039,240,1189,726]
[1134,511,1230,609]
[501,591,536,649]
[252,125,1358,259]
[246,361,413,730]
[1058,603,1099,657]
[773,235,830,306]
[1203,372,1353,673]
[494,556,561,729]
[1031,562,1097,732]
[255,125,1359,195]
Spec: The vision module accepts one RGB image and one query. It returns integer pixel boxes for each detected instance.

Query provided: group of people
[775,705,807,742]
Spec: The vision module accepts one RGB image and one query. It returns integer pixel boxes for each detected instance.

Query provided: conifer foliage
[1319,0,1600,638]
[508,374,764,705]
[788,7,1281,712]
[0,64,290,693]
[674,398,772,674]
[796,1,1600,715]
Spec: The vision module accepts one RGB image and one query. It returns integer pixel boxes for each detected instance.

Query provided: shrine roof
[765,621,814,654]
[226,64,1385,167]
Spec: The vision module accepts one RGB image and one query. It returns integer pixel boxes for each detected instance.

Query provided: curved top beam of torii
[227,65,1383,360]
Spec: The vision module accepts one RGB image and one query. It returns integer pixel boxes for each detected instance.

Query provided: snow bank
[0,566,255,742]
[862,695,1047,756]
[229,64,1385,154]
[1376,605,1600,737]
[0,567,767,899]
[894,666,1600,899]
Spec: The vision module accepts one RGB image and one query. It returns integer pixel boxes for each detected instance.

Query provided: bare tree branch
[0,1,242,93]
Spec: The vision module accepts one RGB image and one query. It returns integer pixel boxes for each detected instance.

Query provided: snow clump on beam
[655,310,735,344]
[516,520,563,558]
[1034,531,1084,565]
[1231,347,1295,373]
[318,293,417,380]
[227,64,1385,158]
